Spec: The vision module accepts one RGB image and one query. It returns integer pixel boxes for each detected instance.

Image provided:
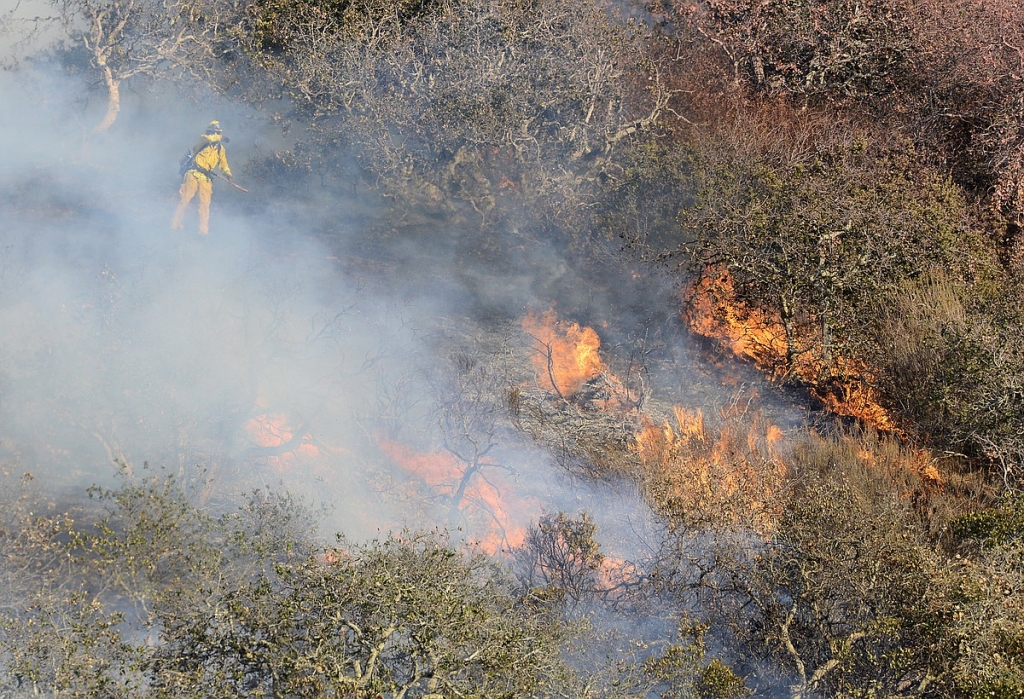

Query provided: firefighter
[170,120,233,236]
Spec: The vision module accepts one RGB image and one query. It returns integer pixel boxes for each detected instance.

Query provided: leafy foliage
[515,511,605,605]
[652,430,957,696]
[149,532,566,697]
[953,496,1024,547]
[671,110,987,369]
[0,470,574,697]
[874,273,1024,486]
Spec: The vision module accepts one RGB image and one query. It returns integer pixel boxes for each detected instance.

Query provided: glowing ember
[521,309,606,398]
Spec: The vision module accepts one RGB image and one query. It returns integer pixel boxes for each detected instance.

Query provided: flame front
[684,269,789,376]
[684,267,896,432]
[631,405,787,533]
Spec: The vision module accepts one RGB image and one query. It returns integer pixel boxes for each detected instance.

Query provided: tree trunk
[780,294,799,378]
[94,63,121,133]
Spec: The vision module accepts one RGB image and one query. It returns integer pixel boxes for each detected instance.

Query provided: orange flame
[912,449,943,485]
[633,407,709,468]
[633,419,679,468]
[244,412,321,473]
[377,438,537,555]
[521,310,606,398]
[683,267,897,432]
[853,436,945,486]
[673,406,707,443]
[631,406,787,533]
[811,356,897,432]
[684,269,789,376]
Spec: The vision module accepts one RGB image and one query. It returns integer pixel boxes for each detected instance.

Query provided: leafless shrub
[242,0,675,229]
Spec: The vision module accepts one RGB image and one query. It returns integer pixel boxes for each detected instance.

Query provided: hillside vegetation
[2,0,1024,695]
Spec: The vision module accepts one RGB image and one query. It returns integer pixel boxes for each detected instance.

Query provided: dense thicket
[230,0,1024,483]
[629,0,1024,486]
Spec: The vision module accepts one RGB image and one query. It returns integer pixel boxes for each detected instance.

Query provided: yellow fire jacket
[188,133,232,180]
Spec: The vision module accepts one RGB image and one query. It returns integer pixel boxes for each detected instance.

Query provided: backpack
[178,141,221,178]
[178,150,193,177]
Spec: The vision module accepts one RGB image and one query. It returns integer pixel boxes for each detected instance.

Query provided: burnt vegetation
[3,0,1024,696]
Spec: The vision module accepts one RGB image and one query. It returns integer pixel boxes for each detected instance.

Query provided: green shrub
[952,498,1024,547]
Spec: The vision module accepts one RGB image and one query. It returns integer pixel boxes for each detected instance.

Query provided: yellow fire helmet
[205,120,223,134]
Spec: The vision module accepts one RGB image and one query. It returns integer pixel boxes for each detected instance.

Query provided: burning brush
[520,308,633,412]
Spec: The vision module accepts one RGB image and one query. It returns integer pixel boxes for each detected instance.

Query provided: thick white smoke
[0,67,382,531]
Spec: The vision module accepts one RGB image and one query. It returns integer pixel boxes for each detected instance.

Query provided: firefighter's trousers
[171,171,213,235]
